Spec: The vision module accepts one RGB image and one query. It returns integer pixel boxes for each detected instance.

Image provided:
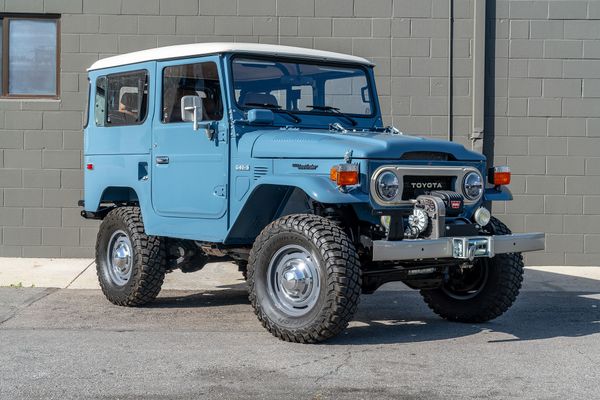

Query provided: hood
[249,129,485,161]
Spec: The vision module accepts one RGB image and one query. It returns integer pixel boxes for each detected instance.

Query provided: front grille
[402,175,454,200]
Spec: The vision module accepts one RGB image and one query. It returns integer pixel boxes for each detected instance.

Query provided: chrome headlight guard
[370,165,484,206]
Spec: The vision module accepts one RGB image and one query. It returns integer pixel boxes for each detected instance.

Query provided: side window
[162,62,223,123]
[98,70,148,127]
[94,76,107,127]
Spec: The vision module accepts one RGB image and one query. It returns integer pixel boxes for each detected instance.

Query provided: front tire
[248,214,361,343]
[96,207,166,306]
[420,217,524,323]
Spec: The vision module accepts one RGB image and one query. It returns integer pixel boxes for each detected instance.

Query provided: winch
[405,191,464,239]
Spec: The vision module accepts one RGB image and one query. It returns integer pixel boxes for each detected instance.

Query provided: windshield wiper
[244,102,301,123]
[307,105,357,127]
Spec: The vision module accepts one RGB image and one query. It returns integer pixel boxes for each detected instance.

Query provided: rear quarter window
[95,70,149,127]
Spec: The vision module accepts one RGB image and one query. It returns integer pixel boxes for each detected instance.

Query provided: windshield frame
[229,54,378,120]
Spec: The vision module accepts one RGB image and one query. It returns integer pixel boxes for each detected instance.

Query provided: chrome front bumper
[372,233,545,262]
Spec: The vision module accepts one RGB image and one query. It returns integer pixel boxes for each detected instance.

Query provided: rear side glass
[95,76,107,127]
[95,70,148,127]
[84,78,91,129]
[162,62,223,123]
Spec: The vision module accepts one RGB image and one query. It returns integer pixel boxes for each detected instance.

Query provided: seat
[164,87,197,122]
[119,92,138,115]
[108,91,139,124]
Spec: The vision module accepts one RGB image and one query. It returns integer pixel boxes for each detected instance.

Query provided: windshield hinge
[344,150,353,163]
[329,122,348,133]
[384,126,403,135]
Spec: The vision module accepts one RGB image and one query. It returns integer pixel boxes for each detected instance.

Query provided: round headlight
[376,171,400,201]
[463,172,483,200]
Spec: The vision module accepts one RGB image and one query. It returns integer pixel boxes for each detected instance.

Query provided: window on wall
[95,70,149,127]
[0,15,60,98]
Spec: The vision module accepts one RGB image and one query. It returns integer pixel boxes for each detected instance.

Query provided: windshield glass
[231,57,374,116]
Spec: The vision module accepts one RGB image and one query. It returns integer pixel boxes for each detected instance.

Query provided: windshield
[231,57,374,116]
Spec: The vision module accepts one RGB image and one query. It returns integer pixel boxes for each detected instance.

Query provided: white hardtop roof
[88,42,373,71]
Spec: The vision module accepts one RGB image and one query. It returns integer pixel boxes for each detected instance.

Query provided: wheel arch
[225,179,370,245]
[99,186,140,204]
[225,184,300,244]
[83,186,142,219]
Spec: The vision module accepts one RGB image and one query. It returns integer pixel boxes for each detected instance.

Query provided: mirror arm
[200,121,214,140]
[193,106,198,131]
[183,103,213,139]
[184,105,199,131]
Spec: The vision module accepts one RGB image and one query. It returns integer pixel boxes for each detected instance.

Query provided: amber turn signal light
[330,163,360,186]
[489,165,511,186]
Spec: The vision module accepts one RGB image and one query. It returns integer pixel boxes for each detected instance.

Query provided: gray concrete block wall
[0,0,598,265]
[492,0,600,266]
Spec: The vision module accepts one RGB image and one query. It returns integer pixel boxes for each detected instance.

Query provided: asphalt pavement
[0,266,599,400]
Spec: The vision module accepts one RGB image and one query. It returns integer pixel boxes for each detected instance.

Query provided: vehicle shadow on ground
[149,269,600,345]
[332,269,600,345]
[150,282,249,308]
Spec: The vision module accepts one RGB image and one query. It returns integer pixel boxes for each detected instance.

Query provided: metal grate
[402,175,454,200]
[400,151,451,161]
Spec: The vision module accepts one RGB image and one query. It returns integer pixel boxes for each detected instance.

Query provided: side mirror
[247,108,274,125]
[181,95,204,131]
[360,86,370,103]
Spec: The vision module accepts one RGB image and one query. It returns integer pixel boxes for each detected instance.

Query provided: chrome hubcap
[267,244,320,317]
[106,230,133,286]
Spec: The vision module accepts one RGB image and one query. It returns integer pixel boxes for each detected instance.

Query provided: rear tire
[420,217,524,322]
[248,214,361,343]
[96,207,166,306]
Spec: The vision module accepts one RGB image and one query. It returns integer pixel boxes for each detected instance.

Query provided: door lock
[155,156,169,165]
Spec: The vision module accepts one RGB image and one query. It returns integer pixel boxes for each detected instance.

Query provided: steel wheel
[441,260,489,300]
[106,230,133,286]
[266,244,321,317]
[421,216,524,323]
[248,214,361,343]
[96,207,166,306]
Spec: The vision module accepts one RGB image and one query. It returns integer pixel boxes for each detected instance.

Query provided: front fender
[484,186,513,201]
[225,175,369,244]
[255,175,369,204]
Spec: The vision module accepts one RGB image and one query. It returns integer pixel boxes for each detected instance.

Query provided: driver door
[151,56,228,219]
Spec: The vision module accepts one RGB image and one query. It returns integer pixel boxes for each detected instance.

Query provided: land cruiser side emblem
[292,163,318,170]
[410,182,443,189]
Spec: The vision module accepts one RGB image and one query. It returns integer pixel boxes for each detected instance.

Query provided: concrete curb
[0,257,245,291]
[0,257,599,292]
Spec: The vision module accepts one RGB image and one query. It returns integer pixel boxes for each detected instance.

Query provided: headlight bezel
[375,170,400,202]
[462,171,484,201]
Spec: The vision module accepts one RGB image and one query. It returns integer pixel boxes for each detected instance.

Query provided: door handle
[156,156,169,165]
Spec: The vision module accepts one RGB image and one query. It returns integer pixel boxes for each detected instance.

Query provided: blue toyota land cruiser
[81,43,544,343]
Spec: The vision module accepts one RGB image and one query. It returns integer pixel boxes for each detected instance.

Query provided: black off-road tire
[248,214,362,343]
[420,217,524,323]
[96,206,166,306]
